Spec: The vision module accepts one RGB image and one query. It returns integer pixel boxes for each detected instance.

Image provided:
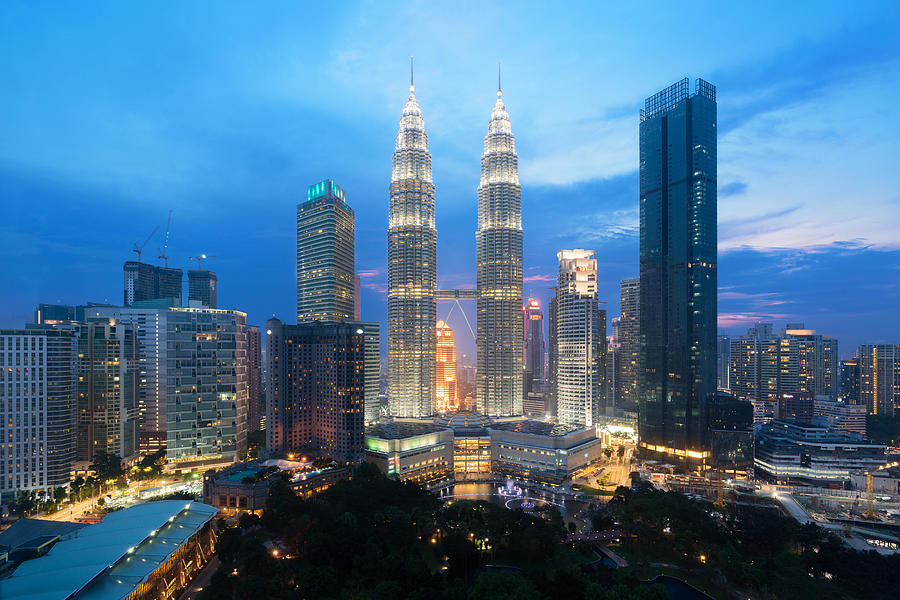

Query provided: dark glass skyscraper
[638,78,717,465]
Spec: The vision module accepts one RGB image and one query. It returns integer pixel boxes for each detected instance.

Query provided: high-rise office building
[387,75,436,418]
[717,335,731,391]
[166,308,248,471]
[77,320,140,462]
[547,294,558,417]
[0,329,77,498]
[123,262,183,306]
[266,318,378,464]
[523,299,545,396]
[858,344,899,416]
[477,83,523,418]
[85,302,174,452]
[616,278,640,412]
[729,324,839,403]
[435,320,458,412]
[555,250,606,428]
[297,179,355,323]
[188,270,218,309]
[354,273,361,320]
[247,325,263,432]
[606,332,618,409]
[638,78,717,465]
[840,359,861,404]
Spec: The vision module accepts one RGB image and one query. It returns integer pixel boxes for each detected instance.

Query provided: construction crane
[158,210,173,267]
[188,254,217,269]
[132,226,159,263]
[864,460,900,520]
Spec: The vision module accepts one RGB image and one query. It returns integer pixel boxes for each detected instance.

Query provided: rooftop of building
[641,77,716,121]
[0,500,218,600]
[435,411,493,431]
[489,420,581,437]
[0,519,86,553]
[759,420,884,445]
[366,420,448,440]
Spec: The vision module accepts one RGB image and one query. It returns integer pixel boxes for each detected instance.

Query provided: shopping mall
[364,411,605,485]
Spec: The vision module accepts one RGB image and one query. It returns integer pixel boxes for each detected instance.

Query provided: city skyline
[1,3,899,362]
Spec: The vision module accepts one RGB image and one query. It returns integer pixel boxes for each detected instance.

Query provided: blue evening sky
[1,1,899,362]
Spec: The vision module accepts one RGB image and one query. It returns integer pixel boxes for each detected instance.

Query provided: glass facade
[388,83,437,417]
[638,78,717,464]
[296,179,355,323]
[477,88,523,417]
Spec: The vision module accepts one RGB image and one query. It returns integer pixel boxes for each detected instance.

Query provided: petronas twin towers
[388,66,522,418]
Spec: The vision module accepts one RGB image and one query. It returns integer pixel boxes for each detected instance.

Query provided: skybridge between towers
[436,289,477,339]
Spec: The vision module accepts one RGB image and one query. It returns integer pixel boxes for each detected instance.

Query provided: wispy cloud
[718,312,791,329]
[524,273,554,282]
[719,181,747,197]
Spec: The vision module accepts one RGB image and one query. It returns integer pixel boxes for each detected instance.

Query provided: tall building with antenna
[387,60,437,418]
[477,65,523,417]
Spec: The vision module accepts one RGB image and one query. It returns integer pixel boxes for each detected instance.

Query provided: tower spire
[410,55,414,92]
[498,60,501,94]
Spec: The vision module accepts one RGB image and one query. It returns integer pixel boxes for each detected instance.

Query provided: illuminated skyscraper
[477,75,523,417]
[388,68,436,417]
[247,325,263,432]
[436,320,458,412]
[858,344,900,416]
[616,278,639,411]
[297,179,355,323]
[638,78,717,465]
[555,250,605,427]
[523,299,545,394]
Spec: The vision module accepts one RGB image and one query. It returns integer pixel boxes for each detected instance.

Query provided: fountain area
[433,477,579,517]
